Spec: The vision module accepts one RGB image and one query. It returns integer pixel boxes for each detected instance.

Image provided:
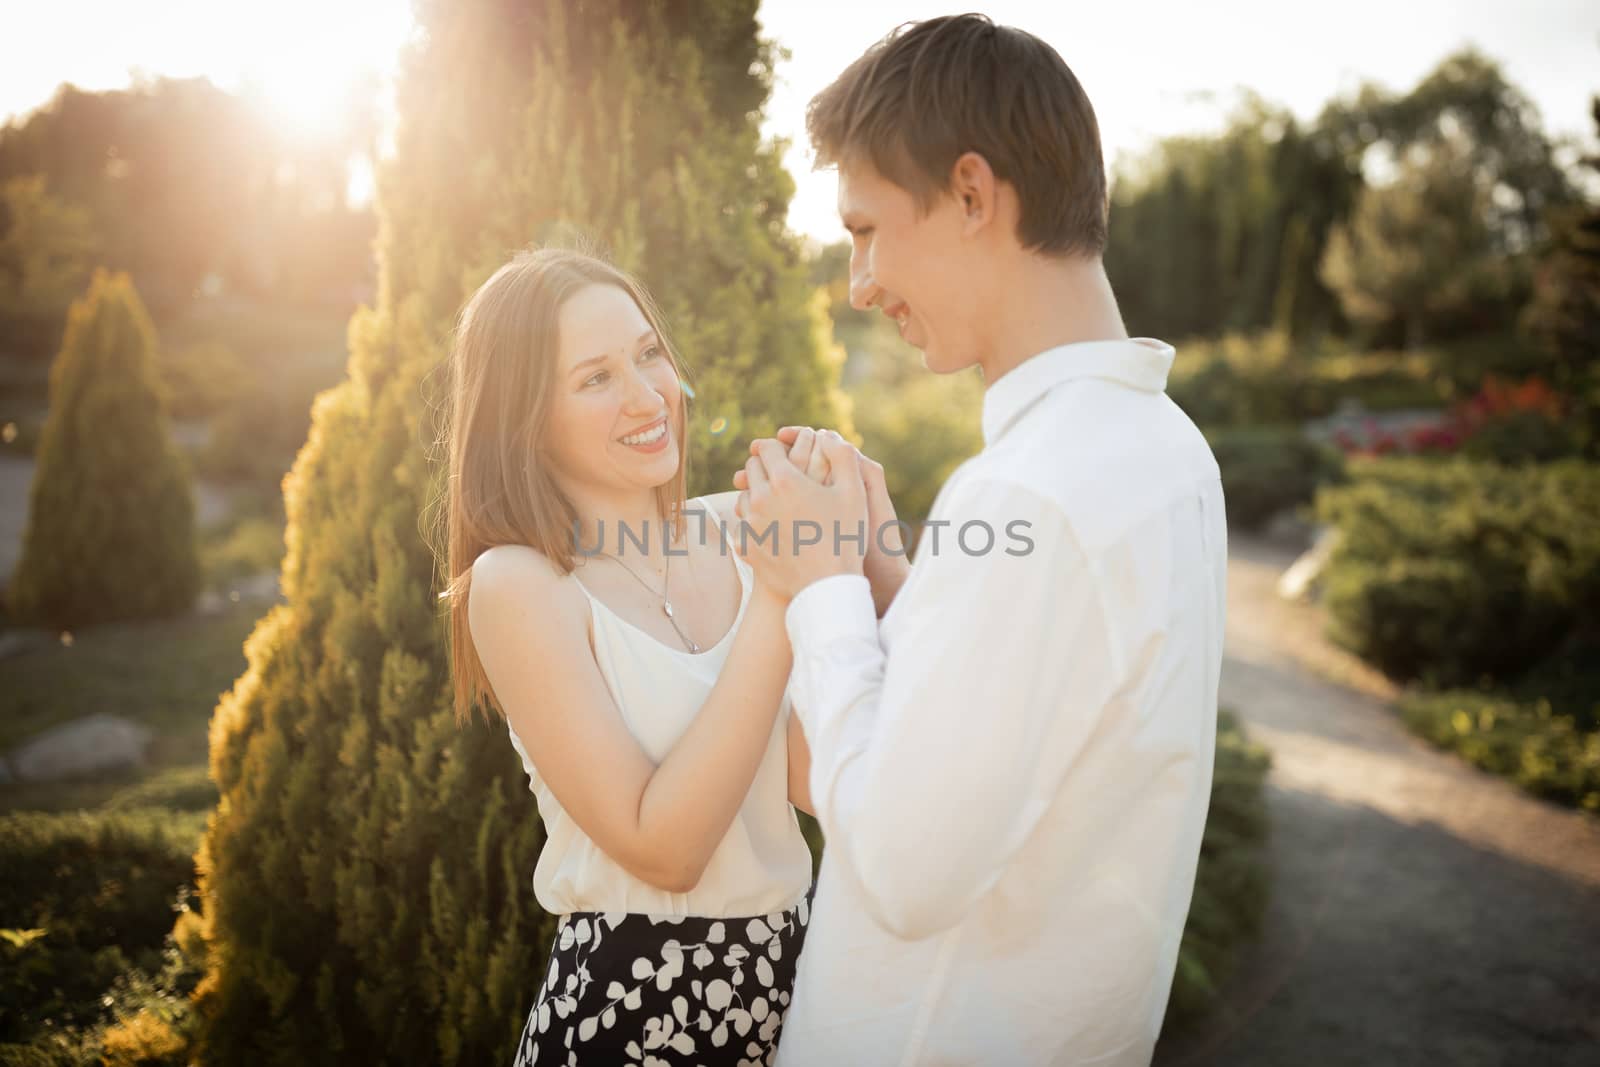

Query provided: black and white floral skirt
[513,884,814,1067]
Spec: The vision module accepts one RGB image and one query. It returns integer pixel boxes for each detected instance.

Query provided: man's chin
[920,347,966,376]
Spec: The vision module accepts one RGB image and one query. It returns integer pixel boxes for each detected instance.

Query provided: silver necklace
[588,539,700,653]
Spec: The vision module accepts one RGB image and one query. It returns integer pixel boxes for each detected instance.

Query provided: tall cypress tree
[7,268,199,626]
[192,1,845,1063]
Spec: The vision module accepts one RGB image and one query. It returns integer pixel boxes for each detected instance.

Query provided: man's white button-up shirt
[776,338,1228,1066]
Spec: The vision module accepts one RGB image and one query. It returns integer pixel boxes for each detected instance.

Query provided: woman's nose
[622,364,662,412]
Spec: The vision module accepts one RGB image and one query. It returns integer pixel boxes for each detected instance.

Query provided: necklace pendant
[662,601,674,619]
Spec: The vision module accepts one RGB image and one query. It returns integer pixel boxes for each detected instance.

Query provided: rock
[0,631,41,660]
[1277,525,1341,602]
[7,713,154,784]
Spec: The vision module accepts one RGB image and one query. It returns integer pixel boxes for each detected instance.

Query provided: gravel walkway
[1154,535,1600,1067]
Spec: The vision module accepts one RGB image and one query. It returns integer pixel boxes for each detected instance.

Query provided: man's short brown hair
[807,13,1108,258]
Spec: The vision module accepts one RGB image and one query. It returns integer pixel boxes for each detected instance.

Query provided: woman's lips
[619,416,670,454]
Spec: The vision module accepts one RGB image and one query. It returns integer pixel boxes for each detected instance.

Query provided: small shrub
[1207,426,1345,530]
[1399,689,1600,812]
[1164,709,1273,1030]
[199,513,285,590]
[195,387,313,488]
[1327,374,1585,463]
[0,1034,98,1067]
[93,937,203,1067]
[98,1010,186,1067]
[1316,457,1600,685]
[1168,332,1446,428]
[0,810,202,1042]
[1459,409,1584,465]
[6,270,202,629]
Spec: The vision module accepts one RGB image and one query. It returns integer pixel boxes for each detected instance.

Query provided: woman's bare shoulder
[473,542,563,582]
[469,544,583,626]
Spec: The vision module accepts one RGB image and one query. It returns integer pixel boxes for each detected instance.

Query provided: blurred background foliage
[0,10,1595,1065]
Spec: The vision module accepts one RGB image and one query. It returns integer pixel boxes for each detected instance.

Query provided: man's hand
[730,433,868,602]
[734,428,911,615]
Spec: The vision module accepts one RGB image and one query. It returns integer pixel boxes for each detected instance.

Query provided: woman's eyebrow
[569,330,657,374]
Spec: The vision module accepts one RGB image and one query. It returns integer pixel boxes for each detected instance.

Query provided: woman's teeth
[621,422,667,446]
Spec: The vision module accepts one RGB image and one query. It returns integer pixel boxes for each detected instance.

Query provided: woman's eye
[584,371,610,388]
[639,345,661,361]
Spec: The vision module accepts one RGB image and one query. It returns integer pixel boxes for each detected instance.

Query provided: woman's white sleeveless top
[506,496,814,918]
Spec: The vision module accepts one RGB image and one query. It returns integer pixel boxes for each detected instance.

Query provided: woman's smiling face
[540,282,685,495]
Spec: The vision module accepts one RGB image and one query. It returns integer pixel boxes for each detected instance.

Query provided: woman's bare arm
[701,489,815,819]
[786,712,815,817]
[469,542,792,893]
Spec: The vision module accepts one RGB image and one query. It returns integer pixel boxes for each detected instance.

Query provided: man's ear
[949,151,997,236]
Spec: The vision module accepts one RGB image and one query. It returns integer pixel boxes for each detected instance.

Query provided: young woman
[437,248,826,1065]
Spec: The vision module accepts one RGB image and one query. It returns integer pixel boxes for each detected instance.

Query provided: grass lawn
[0,596,270,815]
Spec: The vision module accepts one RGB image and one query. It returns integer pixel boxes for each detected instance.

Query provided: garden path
[1154,534,1600,1067]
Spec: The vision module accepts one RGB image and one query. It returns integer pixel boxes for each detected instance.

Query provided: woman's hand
[782,426,833,485]
[733,427,910,616]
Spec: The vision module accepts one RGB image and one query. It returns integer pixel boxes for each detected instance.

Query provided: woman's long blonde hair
[429,247,691,726]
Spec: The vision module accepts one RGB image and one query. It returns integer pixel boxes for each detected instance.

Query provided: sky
[2,0,1596,242]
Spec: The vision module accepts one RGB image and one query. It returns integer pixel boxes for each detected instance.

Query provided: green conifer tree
[7,268,199,625]
[192,2,845,1062]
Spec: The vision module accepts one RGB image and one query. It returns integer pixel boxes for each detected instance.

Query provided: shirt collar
[980,337,1176,446]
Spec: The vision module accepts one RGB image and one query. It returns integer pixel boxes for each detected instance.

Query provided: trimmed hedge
[1168,332,1447,428]
[1459,409,1586,465]
[101,766,218,814]
[1164,709,1273,1030]
[1316,457,1600,809]
[0,715,1269,1061]
[1314,458,1600,685]
[0,810,203,1043]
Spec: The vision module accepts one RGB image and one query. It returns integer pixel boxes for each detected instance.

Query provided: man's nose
[849,264,880,312]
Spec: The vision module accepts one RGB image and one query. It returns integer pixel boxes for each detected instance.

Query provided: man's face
[838,158,976,374]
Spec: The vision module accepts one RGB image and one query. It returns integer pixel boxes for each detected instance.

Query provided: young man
[732,14,1228,1065]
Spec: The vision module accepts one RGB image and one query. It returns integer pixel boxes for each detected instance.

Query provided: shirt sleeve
[784,476,1122,941]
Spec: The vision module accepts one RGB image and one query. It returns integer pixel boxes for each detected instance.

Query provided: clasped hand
[731,428,908,606]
